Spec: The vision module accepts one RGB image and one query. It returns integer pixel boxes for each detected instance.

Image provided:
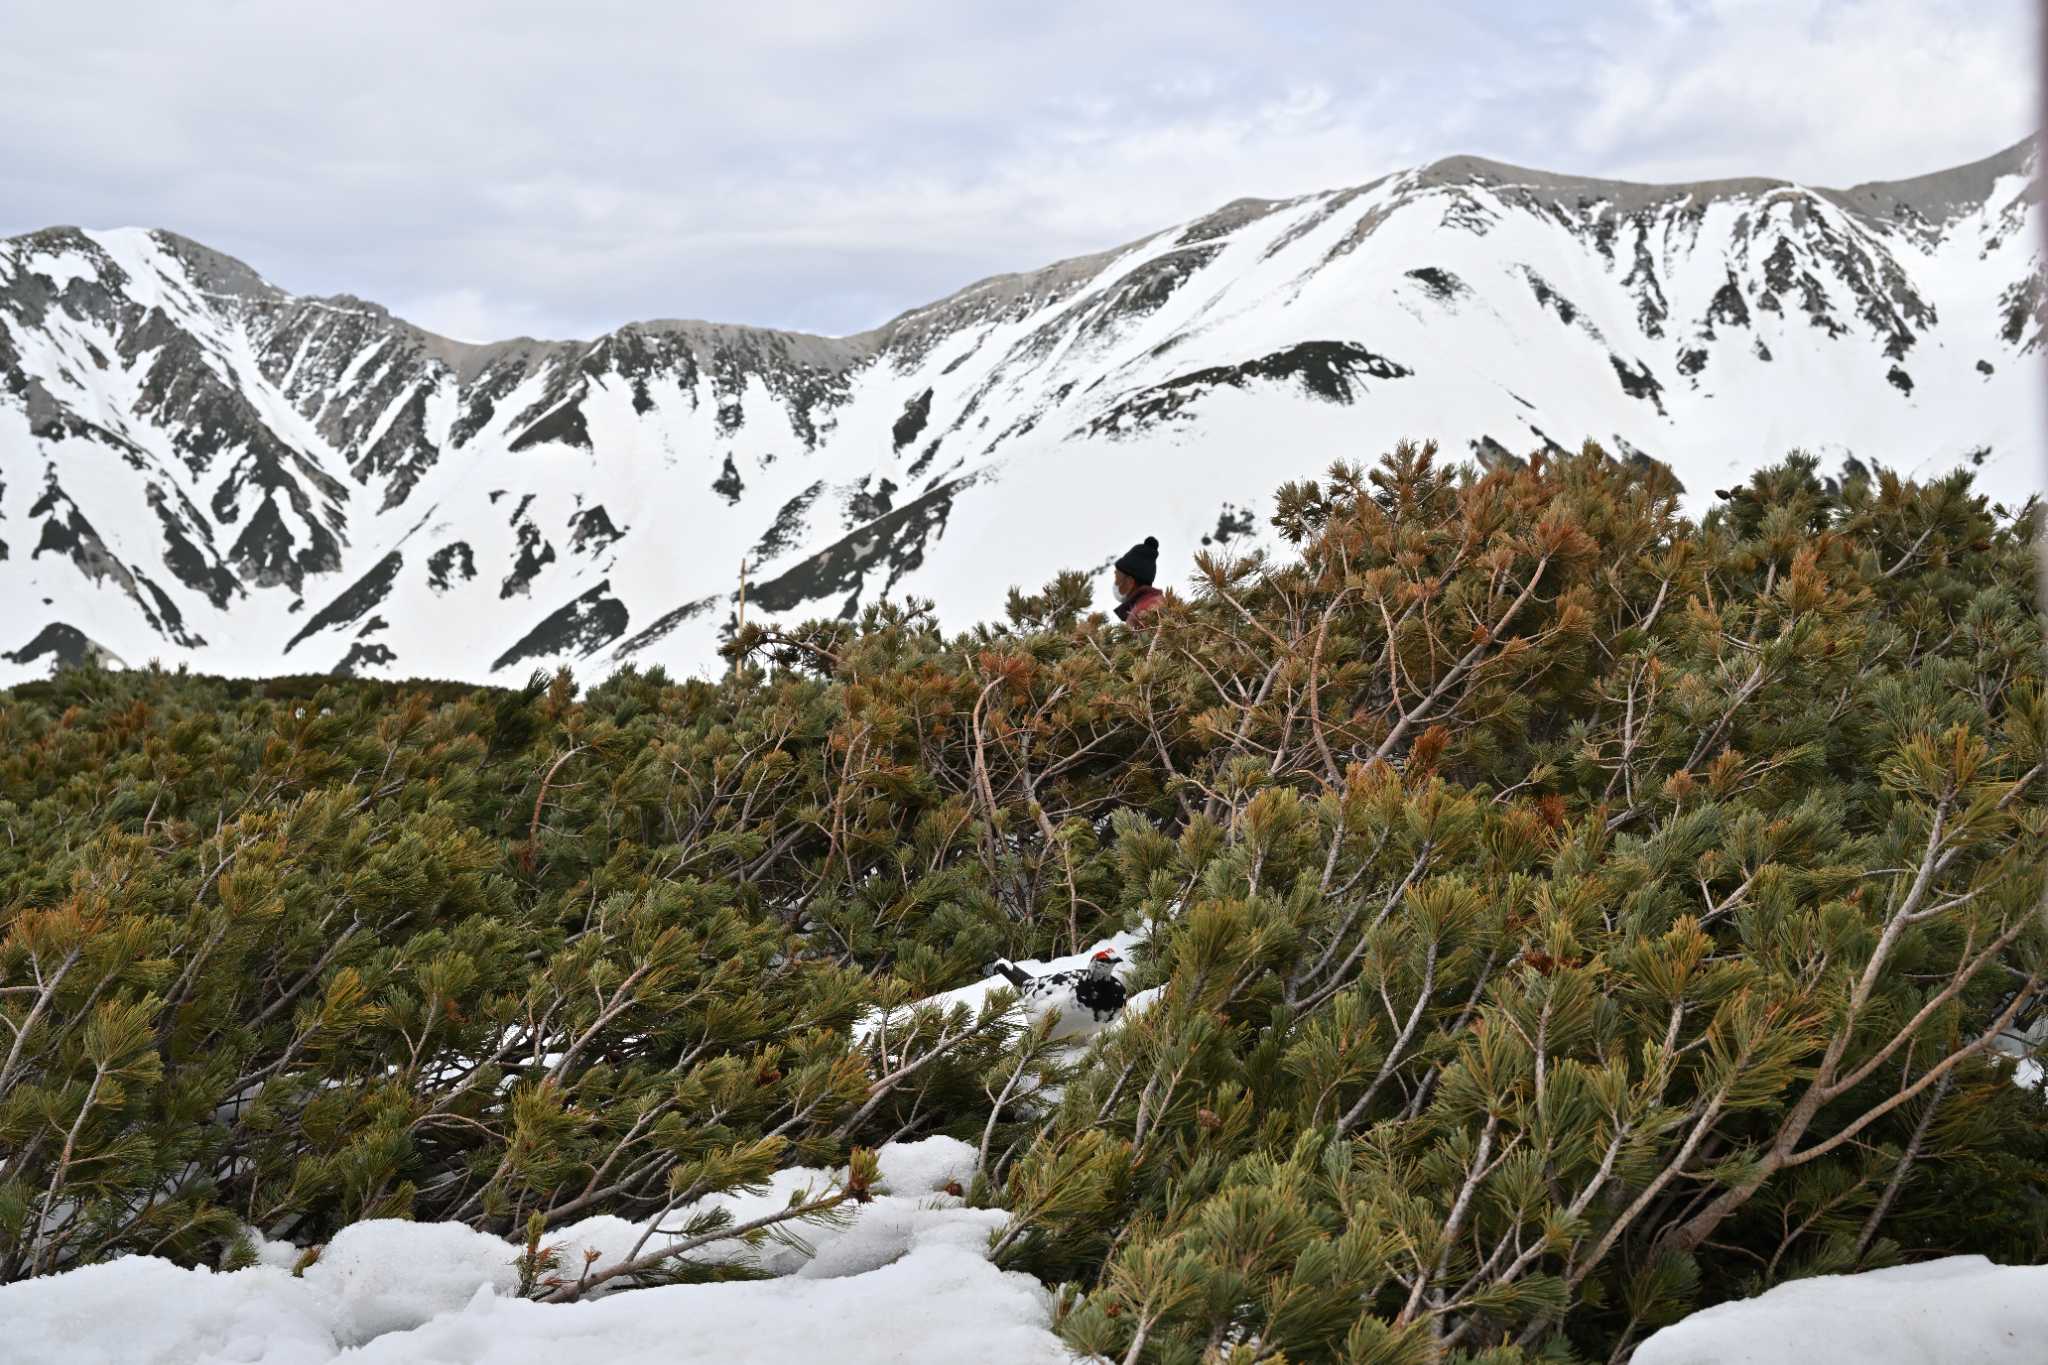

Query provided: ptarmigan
[992,949,1129,1037]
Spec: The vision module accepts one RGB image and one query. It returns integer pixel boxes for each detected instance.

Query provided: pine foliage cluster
[1,444,2042,1359]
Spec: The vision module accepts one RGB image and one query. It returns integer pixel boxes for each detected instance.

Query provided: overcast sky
[3,0,2037,341]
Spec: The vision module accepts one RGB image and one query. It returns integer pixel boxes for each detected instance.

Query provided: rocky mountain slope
[1,137,2039,685]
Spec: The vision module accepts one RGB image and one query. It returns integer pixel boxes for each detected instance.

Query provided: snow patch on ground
[1994,1014,2045,1093]
[1634,1256,2048,1365]
[21,247,101,291]
[0,1137,1074,1365]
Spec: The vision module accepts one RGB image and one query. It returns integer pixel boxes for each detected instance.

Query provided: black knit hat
[1114,536,1159,586]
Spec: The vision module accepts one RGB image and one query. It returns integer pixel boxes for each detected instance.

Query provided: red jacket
[1117,586,1165,624]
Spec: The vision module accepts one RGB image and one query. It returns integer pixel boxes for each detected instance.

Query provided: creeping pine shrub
[2,444,2042,1359]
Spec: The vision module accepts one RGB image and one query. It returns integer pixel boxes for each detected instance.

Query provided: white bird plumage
[992,949,1130,1040]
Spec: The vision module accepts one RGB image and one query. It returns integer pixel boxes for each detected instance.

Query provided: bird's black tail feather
[992,960,1031,989]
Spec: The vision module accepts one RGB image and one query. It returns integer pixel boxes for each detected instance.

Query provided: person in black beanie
[1112,536,1164,624]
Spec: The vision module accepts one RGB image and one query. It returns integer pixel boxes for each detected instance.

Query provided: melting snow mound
[1634,1256,2048,1365]
[0,1136,1073,1365]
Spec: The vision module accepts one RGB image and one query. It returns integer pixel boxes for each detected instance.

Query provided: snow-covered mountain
[2,137,2040,685]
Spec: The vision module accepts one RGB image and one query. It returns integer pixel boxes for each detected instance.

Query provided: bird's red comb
[1093,949,1119,960]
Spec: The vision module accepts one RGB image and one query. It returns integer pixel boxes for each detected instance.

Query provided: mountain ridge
[2,135,2041,685]
[23,134,2033,349]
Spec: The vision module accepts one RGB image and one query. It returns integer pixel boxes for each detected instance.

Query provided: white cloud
[1569,0,2037,184]
[1,1,2034,339]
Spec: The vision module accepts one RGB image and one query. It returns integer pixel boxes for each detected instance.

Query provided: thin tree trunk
[1853,1068,1954,1265]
